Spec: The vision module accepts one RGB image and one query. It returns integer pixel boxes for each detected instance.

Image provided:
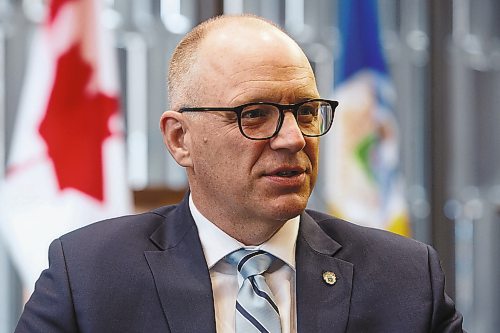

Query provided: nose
[269,112,306,152]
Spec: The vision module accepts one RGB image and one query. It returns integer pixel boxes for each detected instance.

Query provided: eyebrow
[232,96,319,105]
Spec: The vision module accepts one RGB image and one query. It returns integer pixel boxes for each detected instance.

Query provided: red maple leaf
[49,0,77,24]
[38,43,118,202]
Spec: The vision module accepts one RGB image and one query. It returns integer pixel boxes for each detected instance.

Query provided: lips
[260,165,309,190]
[273,169,303,177]
[265,166,307,178]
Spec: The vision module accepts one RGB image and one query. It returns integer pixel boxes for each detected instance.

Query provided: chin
[265,194,309,221]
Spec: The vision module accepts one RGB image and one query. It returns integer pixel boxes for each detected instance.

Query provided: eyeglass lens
[240,100,333,139]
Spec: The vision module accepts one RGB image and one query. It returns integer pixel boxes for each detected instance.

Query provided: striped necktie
[226,249,282,333]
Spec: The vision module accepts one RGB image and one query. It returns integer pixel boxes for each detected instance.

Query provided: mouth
[274,170,303,177]
[262,167,307,189]
[266,167,306,178]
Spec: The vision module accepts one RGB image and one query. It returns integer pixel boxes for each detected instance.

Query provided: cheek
[213,136,267,167]
[192,137,246,175]
[305,140,320,180]
[190,120,268,175]
[305,139,320,164]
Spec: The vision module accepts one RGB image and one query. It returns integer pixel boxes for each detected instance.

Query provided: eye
[297,104,318,123]
[298,105,318,116]
[241,108,273,119]
[240,105,278,127]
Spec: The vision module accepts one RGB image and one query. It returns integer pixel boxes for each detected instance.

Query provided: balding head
[167,15,314,110]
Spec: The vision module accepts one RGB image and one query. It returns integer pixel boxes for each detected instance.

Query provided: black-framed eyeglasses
[179,99,338,140]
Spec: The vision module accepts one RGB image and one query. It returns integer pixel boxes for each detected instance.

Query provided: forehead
[195,20,319,105]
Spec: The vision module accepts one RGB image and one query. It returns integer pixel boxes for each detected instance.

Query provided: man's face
[182,23,320,229]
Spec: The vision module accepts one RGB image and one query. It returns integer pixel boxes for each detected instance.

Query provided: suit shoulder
[305,209,429,257]
[59,204,177,245]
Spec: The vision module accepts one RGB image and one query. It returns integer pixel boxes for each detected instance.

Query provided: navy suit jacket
[16,196,463,332]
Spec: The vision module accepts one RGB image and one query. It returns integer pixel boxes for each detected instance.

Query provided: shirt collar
[189,194,299,270]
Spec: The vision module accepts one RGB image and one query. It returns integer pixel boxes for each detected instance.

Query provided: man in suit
[16,15,464,332]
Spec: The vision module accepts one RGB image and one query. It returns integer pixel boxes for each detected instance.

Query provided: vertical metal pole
[161,0,191,35]
[0,11,5,176]
[124,32,149,189]
[285,0,304,36]
[223,0,244,14]
[1,1,26,330]
[444,190,477,330]
[428,0,456,299]
[453,205,475,328]
[400,0,431,244]
[197,0,223,23]
[472,190,499,332]
[0,10,8,333]
[448,0,477,328]
[0,246,9,333]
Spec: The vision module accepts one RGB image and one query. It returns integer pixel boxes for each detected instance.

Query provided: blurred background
[0,0,499,332]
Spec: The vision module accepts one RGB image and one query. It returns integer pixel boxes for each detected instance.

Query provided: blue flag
[325,0,410,236]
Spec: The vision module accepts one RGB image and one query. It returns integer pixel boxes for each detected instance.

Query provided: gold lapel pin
[323,271,337,285]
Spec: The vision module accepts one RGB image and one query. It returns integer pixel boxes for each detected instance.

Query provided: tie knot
[226,249,274,280]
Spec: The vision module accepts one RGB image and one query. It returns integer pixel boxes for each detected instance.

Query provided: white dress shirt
[189,195,299,333]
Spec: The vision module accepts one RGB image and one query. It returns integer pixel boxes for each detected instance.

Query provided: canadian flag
[0,0,132,292]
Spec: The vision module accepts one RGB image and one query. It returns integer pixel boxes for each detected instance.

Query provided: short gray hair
[167,15,286,110]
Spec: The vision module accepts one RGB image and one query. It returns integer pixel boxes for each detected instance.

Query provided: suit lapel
[143,199,353,332]
[144,197,216,333]
[296,212,354,333]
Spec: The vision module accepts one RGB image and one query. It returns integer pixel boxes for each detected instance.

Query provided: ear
[159,111,193,167]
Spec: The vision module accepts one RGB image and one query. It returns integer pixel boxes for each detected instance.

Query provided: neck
[190,194,287,245]
[221,219,286,245]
